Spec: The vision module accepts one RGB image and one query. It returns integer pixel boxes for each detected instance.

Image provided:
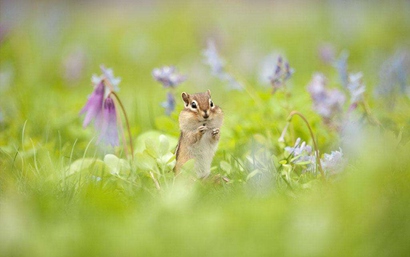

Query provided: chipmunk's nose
[203,111,209,119]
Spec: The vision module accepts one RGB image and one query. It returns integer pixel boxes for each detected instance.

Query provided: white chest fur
[188,130,219,178]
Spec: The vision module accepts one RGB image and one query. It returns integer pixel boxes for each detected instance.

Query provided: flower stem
[110,91,134,159]
[283,111,325,180]
[361,100,382,127]
[150,171,161,191]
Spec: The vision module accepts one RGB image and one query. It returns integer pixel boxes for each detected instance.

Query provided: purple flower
[203,40,225,76]
[202,39,243,90]
[80,81,104,128]
[98,97,119,147]
[347,72,365,105]
[307,73,345,120]
[80,66,122,147]
[268,55,294,93]
[161,92,176,116]
[152,66,186,88]
[284,62,293,80]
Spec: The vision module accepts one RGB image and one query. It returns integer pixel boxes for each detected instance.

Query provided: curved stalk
[109,91,134,159]
[283,111,325,180]
[361,100,382,127]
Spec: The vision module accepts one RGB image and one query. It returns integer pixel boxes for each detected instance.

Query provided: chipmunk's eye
[191,102,197,109]
[210,101,214,108]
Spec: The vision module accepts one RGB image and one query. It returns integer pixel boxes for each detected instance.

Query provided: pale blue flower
[347,72,365,104]
[92,65,121,92]
[334,51,349,88]
[321,148,345,174]
[285,138,313,164]
[203,39,224,76]
[202,39,242,90]
[161,92,176,116]
[376,50,410,100]
[100,65,121,91]
[259,53,280,85]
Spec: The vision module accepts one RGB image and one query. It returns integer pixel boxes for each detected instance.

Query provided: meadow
[1,1,410,256]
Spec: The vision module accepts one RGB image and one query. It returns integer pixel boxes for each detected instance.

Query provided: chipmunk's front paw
[212,128,220,136]
[198,125,208,134]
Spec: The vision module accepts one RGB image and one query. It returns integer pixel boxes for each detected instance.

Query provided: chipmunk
[175,90,224,178]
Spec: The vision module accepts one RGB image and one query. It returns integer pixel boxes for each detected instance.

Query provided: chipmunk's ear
[206,89,211,97]
[181,92,190,107]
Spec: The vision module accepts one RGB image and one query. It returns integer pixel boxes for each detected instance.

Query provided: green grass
[1,1,410,256]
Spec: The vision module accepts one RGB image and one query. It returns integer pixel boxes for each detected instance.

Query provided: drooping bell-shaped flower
[98,96,119,147]
[80,81,105,128]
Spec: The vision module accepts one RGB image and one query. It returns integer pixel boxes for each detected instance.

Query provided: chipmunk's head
[179,90,223,130]
[181,90,218,120]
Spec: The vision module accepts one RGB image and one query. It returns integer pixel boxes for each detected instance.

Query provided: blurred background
[1,0,409,144]
[1,0,410,256]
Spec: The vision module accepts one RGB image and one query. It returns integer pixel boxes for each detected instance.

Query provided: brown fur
[175,90,223,177]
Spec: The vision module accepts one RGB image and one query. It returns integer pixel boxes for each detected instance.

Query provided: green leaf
[157,152,175,169]
[135,131,178,155]
[220,160,232,174]
[103,154,130,175]
[135,152,157,171]
[66,158,98,176]
[145,138,159,158]
[246,169,262,180]
[279,159,288,165]
[294,160,313,166]
[159,134,170,156]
